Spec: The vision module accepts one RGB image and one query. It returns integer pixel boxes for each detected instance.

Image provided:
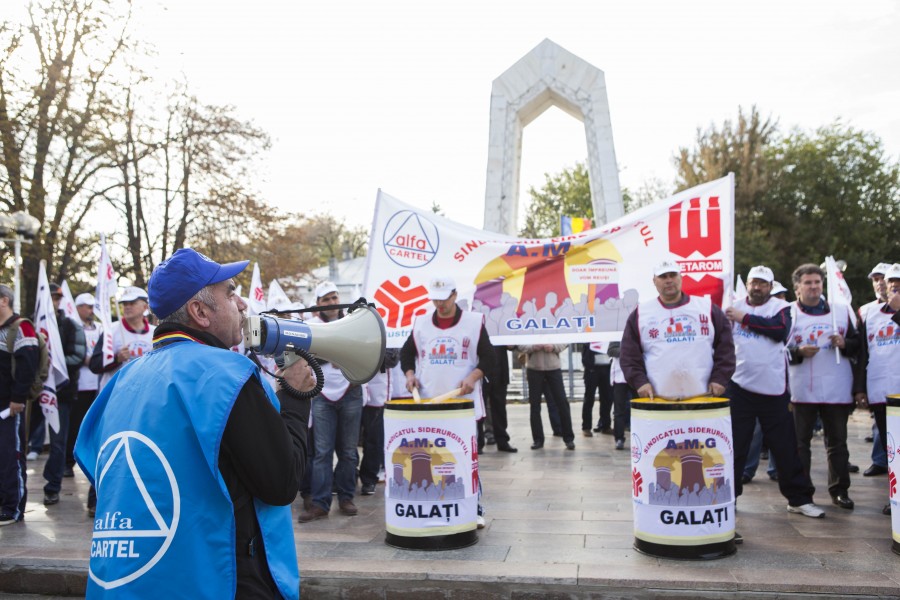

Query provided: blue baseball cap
[149,248,249,319]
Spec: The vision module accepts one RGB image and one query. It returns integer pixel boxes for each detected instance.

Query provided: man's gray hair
[0,284,14,306]
[158,285,218,326]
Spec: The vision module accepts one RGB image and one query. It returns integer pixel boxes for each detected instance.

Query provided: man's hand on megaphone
[278,356,317,393]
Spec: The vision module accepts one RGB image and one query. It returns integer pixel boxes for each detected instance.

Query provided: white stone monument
[483,39,623,235]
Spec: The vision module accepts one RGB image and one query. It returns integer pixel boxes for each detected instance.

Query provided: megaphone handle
[279,349,324,400]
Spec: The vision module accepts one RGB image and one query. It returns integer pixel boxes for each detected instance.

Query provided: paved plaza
[1,402,899,599]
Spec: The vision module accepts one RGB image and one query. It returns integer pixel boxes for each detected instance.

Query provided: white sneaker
[476,515,486,529]
[787,503,825,518]
[25,451,38,461]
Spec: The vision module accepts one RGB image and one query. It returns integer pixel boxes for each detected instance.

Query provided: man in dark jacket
[0,284,40,525]
[41,283,85,507]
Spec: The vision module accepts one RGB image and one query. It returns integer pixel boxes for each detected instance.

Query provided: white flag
[59,280,77,320]
[248,263,266,316]
[825,255,857,327]
[267,279,292,312]
[95,234,118,368]
[734,275,747,304]
[34,261,67,433]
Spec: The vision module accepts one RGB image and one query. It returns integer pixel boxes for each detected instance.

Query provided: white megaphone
[244,304,386,384]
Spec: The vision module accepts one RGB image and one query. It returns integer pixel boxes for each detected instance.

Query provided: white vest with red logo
[787,302,853,405]
[412,309,485,419]
[864,305,900,406]
[638,296,715,399]
[731,297,790,396]
[98,320,155,391]
[859,299,882,323]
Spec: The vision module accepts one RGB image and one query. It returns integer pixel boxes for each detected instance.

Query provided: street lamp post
[0,210,42,313]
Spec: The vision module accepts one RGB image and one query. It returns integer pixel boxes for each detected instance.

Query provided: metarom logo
[383,211,439,268]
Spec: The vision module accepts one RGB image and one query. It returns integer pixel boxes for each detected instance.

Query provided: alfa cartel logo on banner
[363,176,735,347]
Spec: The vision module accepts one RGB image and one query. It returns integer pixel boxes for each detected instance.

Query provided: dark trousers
[27,400,45,454]
[872,404,887,455]
[483,378,511,445]
[793,402,852,498]
[544,380,562,435]
[300,426,314,496]
[43,400,71,495]
[582,365,612,431]
[526,369,574,444]
[612,383,633,442]
[359,405,384,486]
[0,411,27,519]
[67,390,97,468]
[727,382,815,506]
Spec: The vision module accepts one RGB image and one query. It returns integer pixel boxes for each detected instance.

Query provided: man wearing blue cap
[75,248,315,599]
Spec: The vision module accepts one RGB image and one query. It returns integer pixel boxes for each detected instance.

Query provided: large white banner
[364,175,734,347]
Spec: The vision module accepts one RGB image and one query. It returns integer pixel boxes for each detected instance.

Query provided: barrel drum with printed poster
[630,396,736,559]
[383,398,478,550]
[888,395,900,555]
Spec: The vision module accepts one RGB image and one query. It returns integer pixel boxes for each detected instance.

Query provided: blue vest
[75,338,300,599]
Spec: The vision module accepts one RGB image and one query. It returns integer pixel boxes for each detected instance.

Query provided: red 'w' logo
[373,277,430,328]
[253,287,264,301]
[668,197,721,258]
[632,468,643,497]
[682,274,724,307]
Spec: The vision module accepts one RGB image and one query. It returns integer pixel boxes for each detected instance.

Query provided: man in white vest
[297,282,365,523]
[858,262,893,478]
[620,258,735,401]
[854,263,900,515]
[859,262,892,323]
[400,276,496,528]
[88,286,155,391]
[68,293,101,514]
[787,263,862,511]
[724,265,824,519]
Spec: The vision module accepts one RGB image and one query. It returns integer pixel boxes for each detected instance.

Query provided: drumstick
[426,387,463,404]
[412,386,421,403]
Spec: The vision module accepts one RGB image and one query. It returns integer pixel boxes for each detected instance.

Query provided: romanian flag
[560,216,592,235]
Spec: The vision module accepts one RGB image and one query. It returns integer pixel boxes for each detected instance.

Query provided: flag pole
[825,256,840,365]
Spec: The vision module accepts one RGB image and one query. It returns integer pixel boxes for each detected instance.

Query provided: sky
[23,0,900,231]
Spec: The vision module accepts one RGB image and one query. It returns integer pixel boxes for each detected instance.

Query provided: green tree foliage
[520,162,592,237]
[676,108,900,300]
[675,106,779,273]
[763,123,899,298]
